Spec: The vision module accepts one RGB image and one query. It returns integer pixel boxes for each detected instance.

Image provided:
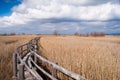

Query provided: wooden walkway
[13,37,86,80]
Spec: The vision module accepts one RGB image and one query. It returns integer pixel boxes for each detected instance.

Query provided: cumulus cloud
[0,0,120,34]
[12,0,120,20]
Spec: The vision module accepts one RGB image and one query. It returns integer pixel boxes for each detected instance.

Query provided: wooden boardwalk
[13,37,86,80]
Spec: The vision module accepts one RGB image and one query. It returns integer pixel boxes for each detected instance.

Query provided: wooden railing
[13,37,86,80]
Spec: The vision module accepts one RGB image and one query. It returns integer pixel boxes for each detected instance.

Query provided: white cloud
[12,0,120,20]
[0,0,120,31]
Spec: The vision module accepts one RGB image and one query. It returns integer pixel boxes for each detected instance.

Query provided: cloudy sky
[0,0,120,34]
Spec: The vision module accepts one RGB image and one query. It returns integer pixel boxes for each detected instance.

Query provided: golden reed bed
[40,36,120,80]
[0,35,37,80]
[0,35,120,80]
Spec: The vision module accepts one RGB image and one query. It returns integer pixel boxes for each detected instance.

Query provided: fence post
[34,54,37,63]
[34,45,37,63]
[20,47,23,58]
[36,38,39,50]
[32,45,37,70]
[13,53,17,80]
[52,62,58,78]
[19,63,25,80]
[27,44,29,53]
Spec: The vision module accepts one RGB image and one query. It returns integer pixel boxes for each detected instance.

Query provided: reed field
[39,36,120,80]
[0,35,37,80]
[0,35,120,80]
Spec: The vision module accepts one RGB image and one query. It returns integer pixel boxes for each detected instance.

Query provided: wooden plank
[34,52,86,80]
[19,64,25,80]
[13,37,86,80]
[13,53,18,80]
[19,56,43,80]
[30,58,57,80]
[13,37,40,80]
[24,61,43,80]
[51,62,58,78]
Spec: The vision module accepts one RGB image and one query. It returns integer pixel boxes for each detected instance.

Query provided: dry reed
[0,35,37,80]
[39,36,120,80]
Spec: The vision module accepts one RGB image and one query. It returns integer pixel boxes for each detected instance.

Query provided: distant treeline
[0,32,105,37]
[52,30,105,37]
[0,33,16,36]
[74,32,105,37]
[0,33,26,36]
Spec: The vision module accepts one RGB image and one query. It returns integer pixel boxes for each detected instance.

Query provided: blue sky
[0,0,120,34]
[0,0,21,16]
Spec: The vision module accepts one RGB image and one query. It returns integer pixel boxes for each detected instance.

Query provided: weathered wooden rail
[13,37,86,80]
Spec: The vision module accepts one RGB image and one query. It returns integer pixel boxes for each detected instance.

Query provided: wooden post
[27,44,29,53]
[19,63,25,80]
[13,53,17,80]
[34,45,37,63]
[52,62,58,78]
[36,39,39,50]
[34,54,37,63]
[20,47,22,58]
